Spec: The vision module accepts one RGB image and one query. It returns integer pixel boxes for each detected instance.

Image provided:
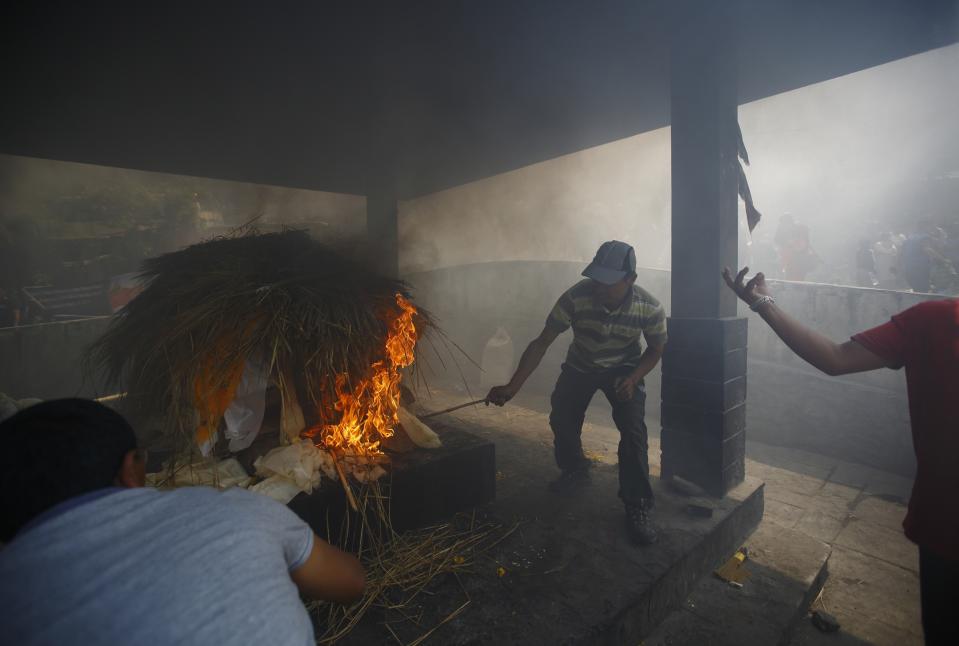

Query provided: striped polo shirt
[546,279,668,373]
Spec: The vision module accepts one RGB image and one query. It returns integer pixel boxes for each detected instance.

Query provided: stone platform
[646,522,830,646]
[334,393,765,645]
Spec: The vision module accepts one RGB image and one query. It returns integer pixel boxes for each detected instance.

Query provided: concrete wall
[0,266,933,477]
[0,317,110,400]
[407,261,936,477]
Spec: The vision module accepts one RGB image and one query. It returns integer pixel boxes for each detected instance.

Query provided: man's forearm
[755,303,845,375]
[508,340,548,390]
[628,345,664,382]
[723,267,891,377]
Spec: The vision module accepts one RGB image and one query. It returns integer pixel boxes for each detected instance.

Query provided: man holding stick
[487,241,667,545]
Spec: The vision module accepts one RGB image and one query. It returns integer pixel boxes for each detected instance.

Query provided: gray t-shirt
[0,486,315,646]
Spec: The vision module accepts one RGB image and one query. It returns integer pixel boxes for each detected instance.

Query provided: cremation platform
[331,392,765,645]
[288,422,496,537]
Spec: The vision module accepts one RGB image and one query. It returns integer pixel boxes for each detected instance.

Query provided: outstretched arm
[290,533,366,603]
[486,326,561,405]
[722,267,895,376]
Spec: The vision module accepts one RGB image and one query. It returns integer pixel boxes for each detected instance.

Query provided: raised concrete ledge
[335,404,766,645]
[595,476,765,645]
[645,522,831,646]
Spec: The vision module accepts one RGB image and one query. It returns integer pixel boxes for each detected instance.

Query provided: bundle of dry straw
[86,228,435,458]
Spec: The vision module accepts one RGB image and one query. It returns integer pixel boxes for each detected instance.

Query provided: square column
[661,2,746,497]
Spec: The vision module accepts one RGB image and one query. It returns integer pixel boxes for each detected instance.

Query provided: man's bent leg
[603,374,656,545]
[549,365,597,474]
[602,379,653,505]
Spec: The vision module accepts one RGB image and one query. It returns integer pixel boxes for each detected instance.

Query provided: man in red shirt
[723,266,957,645]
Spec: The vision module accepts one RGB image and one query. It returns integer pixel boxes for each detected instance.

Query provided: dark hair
[0,398,137,541]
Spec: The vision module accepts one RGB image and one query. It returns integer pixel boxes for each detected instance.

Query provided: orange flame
[314,293,418,459]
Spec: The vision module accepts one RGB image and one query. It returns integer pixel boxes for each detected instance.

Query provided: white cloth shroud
[223,359,269,452]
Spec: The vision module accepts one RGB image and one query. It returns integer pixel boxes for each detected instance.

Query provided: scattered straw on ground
[308,483,517,645]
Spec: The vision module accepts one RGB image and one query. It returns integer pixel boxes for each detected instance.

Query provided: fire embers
[312,294,419,465]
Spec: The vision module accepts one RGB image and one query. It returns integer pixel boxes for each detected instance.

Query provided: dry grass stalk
[309,482,510,645]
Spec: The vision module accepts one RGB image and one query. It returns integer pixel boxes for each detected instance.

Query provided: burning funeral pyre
[87,229,441,491]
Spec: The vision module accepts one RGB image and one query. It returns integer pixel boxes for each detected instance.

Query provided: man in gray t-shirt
[0,399,366,646]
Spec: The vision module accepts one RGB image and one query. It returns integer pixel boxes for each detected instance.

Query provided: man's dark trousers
[919,546,958,645]
[549,363,654,505]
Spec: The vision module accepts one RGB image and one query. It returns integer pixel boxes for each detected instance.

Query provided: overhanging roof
[1,1,956,199]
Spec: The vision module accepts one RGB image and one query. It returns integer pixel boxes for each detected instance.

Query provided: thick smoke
[738,43,959,283]
[400,43,959,285]
[0,154,365,244]
[399,127,671,275]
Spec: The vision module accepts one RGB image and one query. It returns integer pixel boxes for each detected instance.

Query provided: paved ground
[417,387,922,645]
[337,391,763,645]
[751,446,922,646]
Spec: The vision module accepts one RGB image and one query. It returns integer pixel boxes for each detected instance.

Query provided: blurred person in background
[855,238,878,287]
[901,219,941,293]
[874,231,902,289]
[775,214,818,281]
[928,227,958,295]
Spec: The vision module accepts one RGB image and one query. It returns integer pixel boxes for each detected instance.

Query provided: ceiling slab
[1,1,955,199]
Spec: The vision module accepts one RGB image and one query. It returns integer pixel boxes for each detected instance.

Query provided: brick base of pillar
[661,316,747,497]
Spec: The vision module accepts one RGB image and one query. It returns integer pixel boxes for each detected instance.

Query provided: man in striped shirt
[487,241,667,545]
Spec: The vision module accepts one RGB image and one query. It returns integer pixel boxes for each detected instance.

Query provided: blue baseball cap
[582,240,636,285]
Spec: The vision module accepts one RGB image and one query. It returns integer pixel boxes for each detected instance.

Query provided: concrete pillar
[660,2,747,497]
[366,192,399,279]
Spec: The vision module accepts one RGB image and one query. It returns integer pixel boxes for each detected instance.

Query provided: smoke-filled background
[400,43,959,282]
[2,42,957,479]
[3,43,956,284]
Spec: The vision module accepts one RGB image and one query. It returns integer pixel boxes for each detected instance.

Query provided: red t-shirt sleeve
[852,301,946,370]
[852,316,909,369]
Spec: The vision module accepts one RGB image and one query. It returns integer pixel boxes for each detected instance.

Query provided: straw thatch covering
[86,229,435,457]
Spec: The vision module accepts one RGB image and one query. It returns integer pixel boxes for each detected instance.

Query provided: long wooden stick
[419,398,487,420]
[95,392,127,403]
[330,451,359,512]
